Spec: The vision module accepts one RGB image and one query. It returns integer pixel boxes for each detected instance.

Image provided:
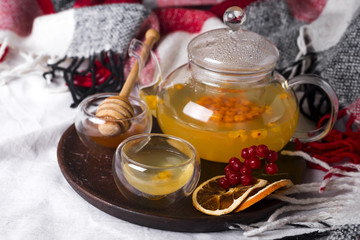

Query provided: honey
[78,122,148,148]
[75,98,152,155]
[156,82,298,163]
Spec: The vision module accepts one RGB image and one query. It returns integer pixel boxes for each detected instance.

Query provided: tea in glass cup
[112,133,201,208]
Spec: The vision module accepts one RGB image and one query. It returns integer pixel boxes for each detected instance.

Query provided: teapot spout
[128,37,162,116]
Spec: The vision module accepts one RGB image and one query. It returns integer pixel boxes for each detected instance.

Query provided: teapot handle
[288,74,339,142]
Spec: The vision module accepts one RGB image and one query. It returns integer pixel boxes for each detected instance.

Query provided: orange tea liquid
[122,148,194,196]
[156,83,298,163]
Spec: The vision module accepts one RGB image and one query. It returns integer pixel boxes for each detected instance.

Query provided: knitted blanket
[1,0,360,239]
[1,0,359,114]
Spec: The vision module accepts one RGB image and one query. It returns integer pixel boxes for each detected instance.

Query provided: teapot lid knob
[188,6,279,74]
[223,6,246,32]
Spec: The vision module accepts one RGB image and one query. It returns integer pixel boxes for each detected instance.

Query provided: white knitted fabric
[0,4,150,58]
[297,0,360,108]
[237,150,360,238]
[1,1,359,239]
[297,0,360,53]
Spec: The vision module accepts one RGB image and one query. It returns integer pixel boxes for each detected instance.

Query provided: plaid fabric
[316,9,360,108]
[327,224,360,240]
[52,0,75,12]
[0,0,358,114]
[243,0,304,70]
[68,4,151,57]
[1,0,360,238]
[242,0,360,121]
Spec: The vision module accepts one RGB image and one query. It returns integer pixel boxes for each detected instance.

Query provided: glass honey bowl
[112,133,200,208]
[75,93,152,156]
[140,7,339,163]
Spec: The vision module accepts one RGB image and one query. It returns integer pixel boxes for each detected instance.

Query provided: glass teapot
[138,7,339,163]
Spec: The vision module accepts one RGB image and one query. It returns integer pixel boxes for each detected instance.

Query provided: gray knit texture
[67,4,151,58]
[243,0,304,70]
[243,0,360,107]
[316,10,360,106]
[51,0,75,12]
[326,224,360,240]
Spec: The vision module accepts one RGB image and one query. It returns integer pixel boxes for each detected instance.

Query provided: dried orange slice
[235,179,293,212]
[192,176,267,216]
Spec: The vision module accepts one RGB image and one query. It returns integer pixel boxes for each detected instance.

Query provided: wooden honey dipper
[96,29,160,136]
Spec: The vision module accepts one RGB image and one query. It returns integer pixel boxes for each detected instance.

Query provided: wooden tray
[57,122,305,233]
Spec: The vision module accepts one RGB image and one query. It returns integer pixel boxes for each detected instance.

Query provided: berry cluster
[219,144,279,189]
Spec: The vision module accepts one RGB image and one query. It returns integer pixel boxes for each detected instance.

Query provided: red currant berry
[224,165,234,177]
[248,157,261,170]
[244,158,251,168]
[265,162,279,175]
[241,148,250,159]
[240,174,254,186]
[219,177,231,189]
[239,165,252,176]
[266,150,278,162]
[229,157,240,165]
[228,172,241,186]
[224,164,231,173]
[229,157,243,171]
[247,145,257,158]
[255,144,269,158]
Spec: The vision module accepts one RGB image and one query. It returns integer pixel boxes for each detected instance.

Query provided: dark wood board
[57,121,305,233]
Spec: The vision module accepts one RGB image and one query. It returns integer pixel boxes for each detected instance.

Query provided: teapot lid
[188,7,279,75]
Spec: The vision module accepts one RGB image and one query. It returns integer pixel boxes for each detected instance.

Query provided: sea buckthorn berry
[196,95,265,125]
[270,125,281,133]
[229,157,243,172]
[175,84,184,90]
[265,162,279,175]
[247,145,257,158]
[225,109,236,116]
[242,100,251,106]
[223,115,234,123]
[238,105,250,112]
[255,144,269,158]
[210,112,222,122]
[251,129,268,139]
[266,150,278,162]
[234,115,246,122]
[144,95,157,110]
[228,129,248,141]
[248,157,261,170]
[240,165,252,176]
[267,121,276,127]
[219,177,231,189]
[279,93,289,99]
[240,174,254,186]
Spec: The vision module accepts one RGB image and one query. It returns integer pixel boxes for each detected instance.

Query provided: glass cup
[113,133,201,208]
[75,93,152,156]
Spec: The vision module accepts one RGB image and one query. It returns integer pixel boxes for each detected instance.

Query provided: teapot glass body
[138,7,338,163]
[155,63,300,162]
